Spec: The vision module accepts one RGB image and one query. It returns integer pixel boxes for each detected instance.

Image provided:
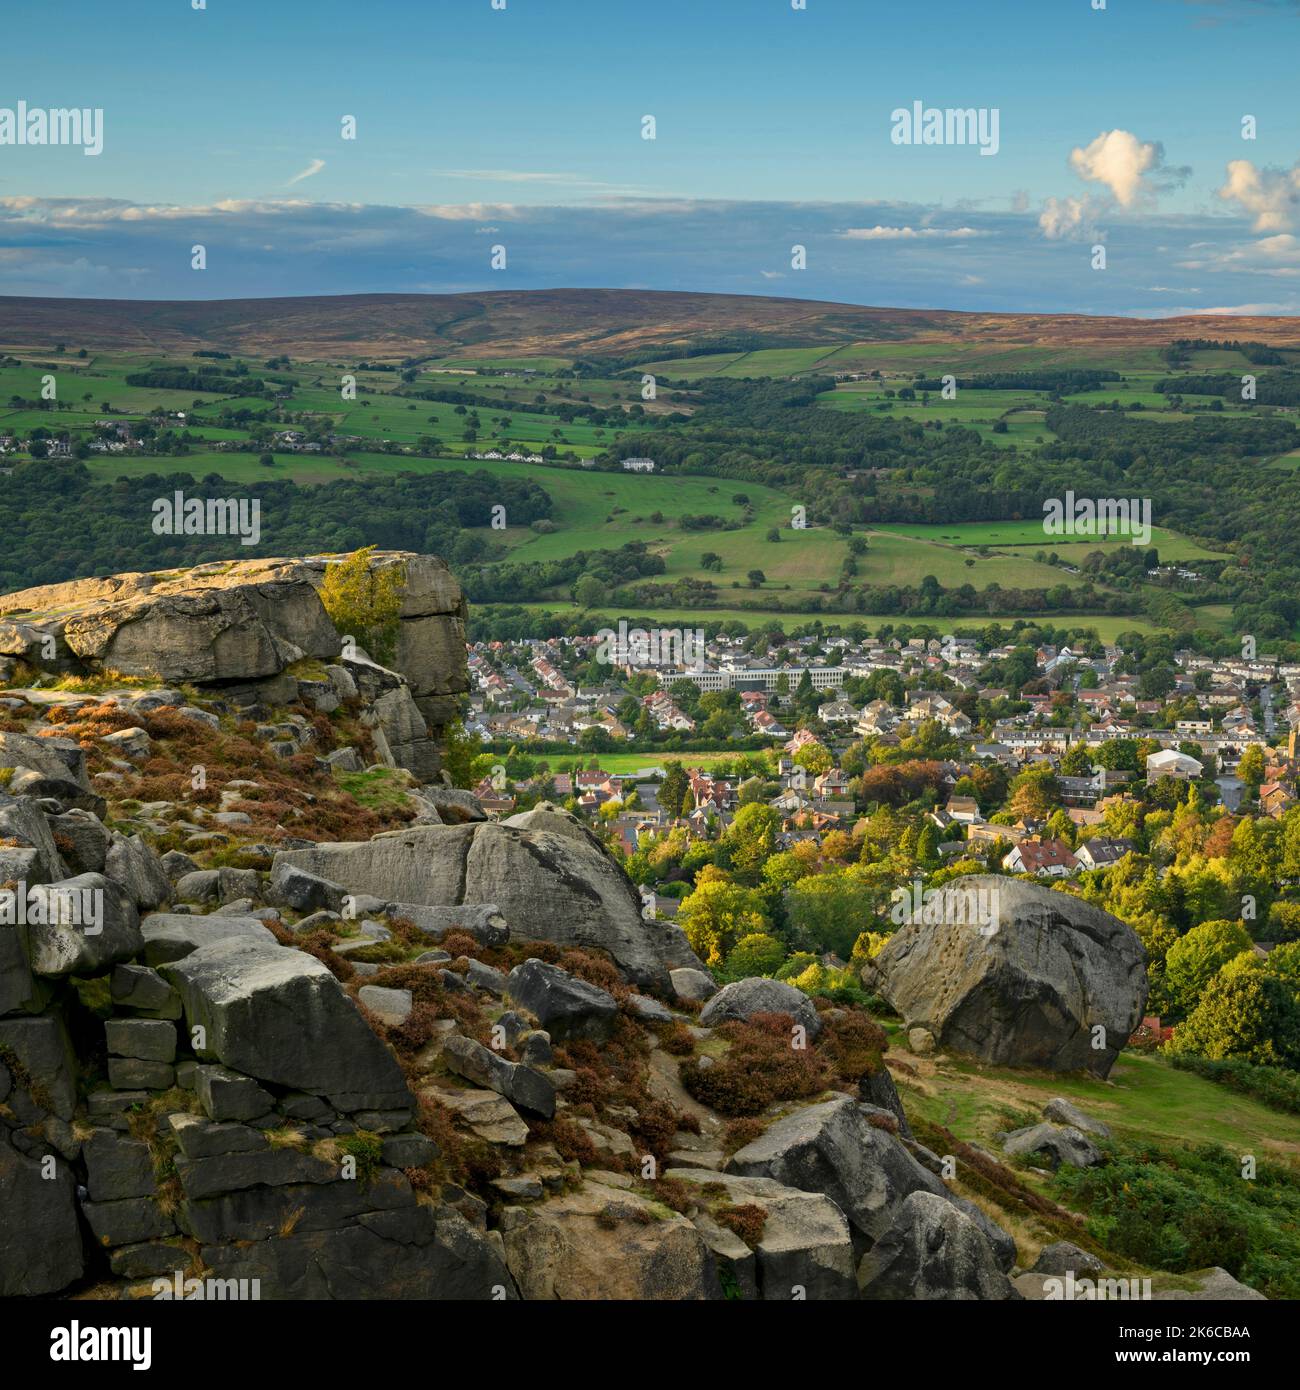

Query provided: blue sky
[3,0,1300,313]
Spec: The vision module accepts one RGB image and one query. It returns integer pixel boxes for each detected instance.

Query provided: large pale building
[674,667,847,694]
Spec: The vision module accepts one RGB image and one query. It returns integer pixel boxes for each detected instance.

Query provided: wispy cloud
[838,225,987,241]
[287,159,326,187]
[432,168,653,195]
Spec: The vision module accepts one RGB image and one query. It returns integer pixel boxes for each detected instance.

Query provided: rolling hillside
[4,288,1300,361]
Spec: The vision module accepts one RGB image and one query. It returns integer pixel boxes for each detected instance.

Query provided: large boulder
[1043,1096,1111,1138]
[0,552,469,779]
[498,1178,719,1300]
[0,734,101,813]
[1001,1123,1103,1170]
[728,1096,935,1242]
[0,566,338,683]
[0,1129,83,1296]
[201,1204,515,1300]
[273,813,695,990]
[160,935,411,1111]
[857,1191,1018,1300]
[440,1035,555,1119]
[20,874,142,979]
[140,911,277,967]
[726,1094,1014,1269]
[0,1011,79,1119]
[103,833,172,912]
[699,977,823,1040]
[506,959,618,1041]
[667,1168,858,1300]
[863,875,1146,1077]
[1,795,69,883]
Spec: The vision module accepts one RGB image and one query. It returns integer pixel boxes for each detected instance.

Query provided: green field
[499,600,1164,640]
[898,1042,1300,1159]
[1,344,1243,638]
[873,520,1228,565]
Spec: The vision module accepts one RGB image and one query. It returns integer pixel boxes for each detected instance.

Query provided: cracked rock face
[864,874,1147,1077]
[272,807,701,991]
[0,550,468,782]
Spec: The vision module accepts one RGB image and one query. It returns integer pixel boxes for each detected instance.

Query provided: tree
[678,867,769,967]
[787,871,884,958]
[659,762,689,820]
[722,803,782,883]
[318,546,404,665]
[725,932,787,979]
[1164,919,1252,1017]
[573,574,604,609]
[747,570,766,589]
[1237,744,1266,789]
[793,741,833,777]
[1169,954,1300,1067]
[1007,766,1061,821]
[1060,743,1094,777]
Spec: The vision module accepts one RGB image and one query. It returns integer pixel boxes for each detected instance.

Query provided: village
[462,627,1300,892]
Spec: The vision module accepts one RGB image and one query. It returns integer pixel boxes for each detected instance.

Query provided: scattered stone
[83,1129,156,1202]
[140,911,276,966]
[519,1031,553,1067]
[194,1065,275,1123]
[424,1085,529,1146]
[1043,1097,1112,1139]
[269,862,347,915]
[499,1177,719,1300]
[1031,1241,1106,1277]
[168,1113,270,1161]
[699,977,823,1041]
[82,1195,175,1247]
[357,985,414,1027]
[627,993,673,1023]
[669,1168,857,1300]
[1002,1123,1103,1170]
[441,1035,555,1119]
[161,935,412,1111]
[669,967,717,1003]
[506,959,618,1041]
[107,1058,175,1090]
[110,963,180,1017]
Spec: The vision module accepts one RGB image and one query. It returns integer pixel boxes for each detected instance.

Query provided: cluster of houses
[468,449,546,464]
[460,628,1300,881]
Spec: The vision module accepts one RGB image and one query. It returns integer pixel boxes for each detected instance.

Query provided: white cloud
[1181,232,1300,277]
[1068,130,1169,207]
[838,225,986,240]
[1217,159,1300,231]
[1038,195,1097,240]
[1186,300,1300,314]
[287,159,326,186]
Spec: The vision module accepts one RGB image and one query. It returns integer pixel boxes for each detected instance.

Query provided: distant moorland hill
[4,288,1300,360]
